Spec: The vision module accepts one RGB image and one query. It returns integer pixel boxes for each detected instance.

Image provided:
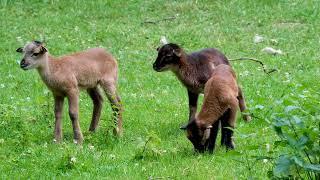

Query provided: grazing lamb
[181,64,239,153]
[16,41,122,144]
[152,43,250,125]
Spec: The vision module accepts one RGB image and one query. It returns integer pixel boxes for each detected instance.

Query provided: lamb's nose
[20,59,25,65]
[20,59,27,68]
[152,63,157,70]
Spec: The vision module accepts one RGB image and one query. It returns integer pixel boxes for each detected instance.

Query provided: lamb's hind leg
[87,87,104,132]
[220,109,231,146]
[238,87,251,122]
[67,90,83,144]
[222,106,237,150]
[100,80,123,136]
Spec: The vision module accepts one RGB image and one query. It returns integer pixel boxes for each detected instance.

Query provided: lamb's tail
[229,57,277,74]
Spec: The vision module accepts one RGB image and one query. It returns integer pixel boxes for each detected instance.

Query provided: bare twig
[142,137,152,155]
[148,176,173,180]
[229,57,277,74]
[143,16,176,24]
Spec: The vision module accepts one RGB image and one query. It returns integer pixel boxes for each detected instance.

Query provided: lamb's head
[181,119,212,153]
[16,40,47,70]
[153,43,182,72]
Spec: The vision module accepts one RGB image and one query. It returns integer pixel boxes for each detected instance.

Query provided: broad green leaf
[273,118,289,127]
[296,135,309,149]
[273,155,293,177]
[292,156,304,167]
[291,116,303,127]
[303,163,320,172]
[285,135,298,148]
[274,126,284,138]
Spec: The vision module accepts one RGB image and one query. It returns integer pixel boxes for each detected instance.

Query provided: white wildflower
[254,35,264,43]
[109,154,116,159]
[88,144,94,150]
[266,143,270,152]
[70,156,77,163]
[16,36,23,43]
[270,39,278,45]
[262,47,283,55]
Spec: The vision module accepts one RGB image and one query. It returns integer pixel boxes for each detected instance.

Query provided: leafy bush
[270,89,320,179]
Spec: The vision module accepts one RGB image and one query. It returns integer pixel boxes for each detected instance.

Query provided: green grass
[0,0,319,179]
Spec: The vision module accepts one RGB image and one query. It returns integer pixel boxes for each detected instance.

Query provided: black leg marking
[220,109,231,146]
[207,120,220,153]
[187,90,199,121]
[224,125,235,150]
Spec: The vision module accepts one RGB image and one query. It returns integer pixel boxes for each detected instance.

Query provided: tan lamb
[16,41,122,144]
[181,64,239,153]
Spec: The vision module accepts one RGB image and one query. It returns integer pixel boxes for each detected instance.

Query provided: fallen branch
[229,57,277,74]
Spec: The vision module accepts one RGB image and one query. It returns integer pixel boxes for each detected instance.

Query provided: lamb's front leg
[67,90,83,144]
[223,107,237,150]
[54,95,64,143]
[207,120,220,153]
[180,90,199,129]
[188,90,199,121]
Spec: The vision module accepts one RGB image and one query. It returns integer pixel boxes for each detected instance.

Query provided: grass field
[0,0,319,179]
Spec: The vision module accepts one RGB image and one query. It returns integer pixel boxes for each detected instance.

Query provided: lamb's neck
[172,54,190,77]
[37,54,54,83]
[172,54,200,90]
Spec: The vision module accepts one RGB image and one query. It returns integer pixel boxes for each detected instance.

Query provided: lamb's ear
[201,125,213,145]
[156,47,160,52]
[16,47,23,53]
[40,46,47,53]
[160,36,168,45]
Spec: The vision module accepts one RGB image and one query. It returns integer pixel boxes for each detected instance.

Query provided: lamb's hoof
[73,135,83,144]
[73,139,83,145]
[53,138,62,144]
[88,128,97,133]
[113,127,123,137]
[226,142,235,151]
[243,114,252,122]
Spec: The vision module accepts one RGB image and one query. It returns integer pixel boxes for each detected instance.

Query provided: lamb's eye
[32,53,39,57]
